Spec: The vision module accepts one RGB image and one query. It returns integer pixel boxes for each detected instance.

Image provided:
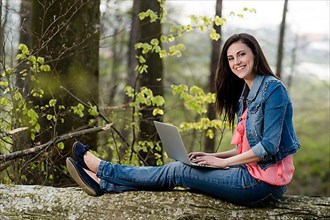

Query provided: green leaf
[16,54,26,61]
[88,106,99,116]
[14,91,23,101]
[46,114,53,120]
[125,86,135,97]
[5,68,14,75]
[40,64,51,72]
[34,123,41,133]
[138,12,146,20]
[49,99,57,107]
[71,104,85,118]
[168,35,175,42]
[153,45,161,53]
[159,50,167,58]
[0,97,9,105]
[185,25,193,32]
[27,109,39,122]
[28,55,37,63]
[189,86,202,95]
[137,55,146,64]
[137,64,148,73]
[57,142,65,150]
[210,29,220,41]
[152,108,164,116]
[237,13,244,19]
[37,57,45,64]
[150,38,159,46]
[18,43,29,55]
[214,16,226,26]
[156,159,163,166]
[78,103,84,111]
[190,15,198,24]
[152,96,165,106]
[0,81,8,86]
[206,129,214,139]
[147,9,158,22]
[160,35,167,43]
[31,133,36,141]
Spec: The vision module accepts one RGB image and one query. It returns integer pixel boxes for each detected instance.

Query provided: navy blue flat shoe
[72,141,90,171]
[66,157,104,196]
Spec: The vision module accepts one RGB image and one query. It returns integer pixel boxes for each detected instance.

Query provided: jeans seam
[243,179,261,189]
[250,193,277,206]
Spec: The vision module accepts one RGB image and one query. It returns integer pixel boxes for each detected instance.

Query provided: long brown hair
[215,33,276,128]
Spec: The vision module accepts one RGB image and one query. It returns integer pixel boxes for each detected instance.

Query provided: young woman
[66,33,300,206]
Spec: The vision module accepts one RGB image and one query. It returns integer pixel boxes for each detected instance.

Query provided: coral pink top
[231,109,295,186]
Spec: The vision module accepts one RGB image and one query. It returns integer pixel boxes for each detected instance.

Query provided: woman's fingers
[188,152,206,160]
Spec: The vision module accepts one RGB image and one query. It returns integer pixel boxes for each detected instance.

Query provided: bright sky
[167,0,330,36]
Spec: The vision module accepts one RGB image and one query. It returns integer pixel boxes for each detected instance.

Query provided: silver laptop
[154,121,218,168]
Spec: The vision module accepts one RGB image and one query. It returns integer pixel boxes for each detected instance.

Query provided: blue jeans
[96,161,287,206]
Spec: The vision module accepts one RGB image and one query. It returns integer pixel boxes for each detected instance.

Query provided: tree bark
[0,0,9,69]
[205,0,223,153]
[0,184,329,219]
[29,0,100,185]
[11,0,33,185]
[126,0,140,99]
[276,0,289,79]
[136,0,163,165]
[0,0,3,67]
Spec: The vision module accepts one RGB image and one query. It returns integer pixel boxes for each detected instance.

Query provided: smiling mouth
[236,66,245,71]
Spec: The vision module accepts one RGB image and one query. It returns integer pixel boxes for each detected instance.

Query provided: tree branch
[0,123,112,165]
[0,127,29,139]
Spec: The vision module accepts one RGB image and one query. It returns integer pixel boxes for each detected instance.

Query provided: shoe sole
[66,158,97,196]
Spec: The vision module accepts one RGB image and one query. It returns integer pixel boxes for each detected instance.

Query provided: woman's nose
[234,58,241,65]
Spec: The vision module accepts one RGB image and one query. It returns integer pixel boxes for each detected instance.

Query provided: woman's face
[227,41,255,83]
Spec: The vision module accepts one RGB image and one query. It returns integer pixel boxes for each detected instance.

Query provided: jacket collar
[241,75,266,101]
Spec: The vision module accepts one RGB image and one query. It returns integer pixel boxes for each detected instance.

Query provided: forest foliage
[0,0,329,196]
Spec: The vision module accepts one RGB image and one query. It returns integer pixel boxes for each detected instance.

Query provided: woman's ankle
[84,151,101,173]
[85,168,101,184]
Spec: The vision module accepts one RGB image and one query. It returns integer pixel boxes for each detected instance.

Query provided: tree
[126,0,140,98]
[136,0,164,165]
[16,0,32,95]
[205,0,223,153]
[17,0,101,185]
[0,0,9,71]
[9,0,34,184]
[276,0,289,79]
[0,0,3,68]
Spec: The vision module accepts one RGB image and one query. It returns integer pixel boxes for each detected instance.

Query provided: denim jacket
[237,75,300,169]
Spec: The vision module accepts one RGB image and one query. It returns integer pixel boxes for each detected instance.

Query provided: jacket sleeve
[251,82,289,161]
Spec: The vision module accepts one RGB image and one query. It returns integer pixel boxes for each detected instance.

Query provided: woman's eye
[239,52,246,57]
[228,57,233,61]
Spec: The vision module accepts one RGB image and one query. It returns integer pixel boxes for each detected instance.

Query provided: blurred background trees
[0,0,329,196]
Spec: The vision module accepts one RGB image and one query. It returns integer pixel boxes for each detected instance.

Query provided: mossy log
[0,184,329,219]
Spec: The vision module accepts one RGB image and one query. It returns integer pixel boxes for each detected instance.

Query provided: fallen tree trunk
[0,184,329,219]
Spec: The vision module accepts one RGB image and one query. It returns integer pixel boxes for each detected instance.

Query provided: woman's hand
[192,155,229,169]
[188,152,210,160]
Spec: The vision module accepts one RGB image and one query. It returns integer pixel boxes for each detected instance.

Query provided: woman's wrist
[214,149,238,158]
